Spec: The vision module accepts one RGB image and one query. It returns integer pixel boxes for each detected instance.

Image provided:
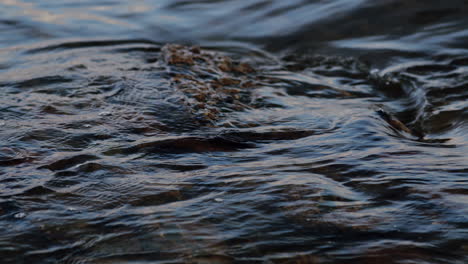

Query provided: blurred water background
[0,1,467,263]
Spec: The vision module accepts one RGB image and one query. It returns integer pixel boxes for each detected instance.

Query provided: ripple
[1,9,467,262]
[40,154,100,171]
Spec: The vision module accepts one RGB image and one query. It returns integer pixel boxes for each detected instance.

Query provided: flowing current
[0,1,467,263]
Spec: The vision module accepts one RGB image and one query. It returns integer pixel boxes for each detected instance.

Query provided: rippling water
[1,1,467,263]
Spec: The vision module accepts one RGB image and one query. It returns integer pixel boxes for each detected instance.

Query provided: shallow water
[1,1,467,263]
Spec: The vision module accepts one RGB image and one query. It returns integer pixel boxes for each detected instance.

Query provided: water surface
[0,1,467,263]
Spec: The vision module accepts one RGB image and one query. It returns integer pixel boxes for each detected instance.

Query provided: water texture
[0,1,467,263]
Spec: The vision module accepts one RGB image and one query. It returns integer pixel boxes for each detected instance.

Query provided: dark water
[1,1,467,263]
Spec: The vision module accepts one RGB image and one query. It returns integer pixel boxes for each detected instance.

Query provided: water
[1,1,467,263]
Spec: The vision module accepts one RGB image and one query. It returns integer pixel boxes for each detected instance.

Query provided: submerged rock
[157,44,260,125]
